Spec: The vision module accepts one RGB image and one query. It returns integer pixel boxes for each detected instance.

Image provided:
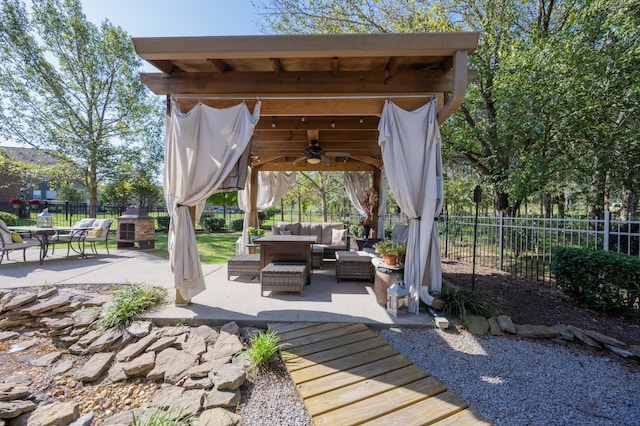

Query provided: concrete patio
[0,248,435,328]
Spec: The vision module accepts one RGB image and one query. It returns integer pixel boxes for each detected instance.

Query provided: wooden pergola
[133,33,478,303]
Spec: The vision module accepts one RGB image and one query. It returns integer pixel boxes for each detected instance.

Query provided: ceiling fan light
[306,157,322,165]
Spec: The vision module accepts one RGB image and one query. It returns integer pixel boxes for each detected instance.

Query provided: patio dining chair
[0,219,43,264]
[50,218,95,257]
[83,219,113,254]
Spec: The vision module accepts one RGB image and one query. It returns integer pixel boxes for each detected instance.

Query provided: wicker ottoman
[335,251,374,283]
[227,254,260,280]
[261,262,307,296]
[312,245,324,269]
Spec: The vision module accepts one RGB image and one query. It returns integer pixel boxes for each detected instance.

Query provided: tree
[206,191,238,221]
[0,0,163,218]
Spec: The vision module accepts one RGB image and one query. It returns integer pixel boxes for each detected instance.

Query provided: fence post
[499,211,504,271]
[443,211,449,258]
[604,211,610,251]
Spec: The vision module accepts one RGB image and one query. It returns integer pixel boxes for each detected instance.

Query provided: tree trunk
[89,164,98,218]
[555,193,566,218]
[494,191,511,215]
[621,186,638,220]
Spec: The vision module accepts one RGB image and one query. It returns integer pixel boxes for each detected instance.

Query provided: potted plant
[247,226,265,243]
[373,240,406,266]
[10,197,24,209]
[28,199,41,211]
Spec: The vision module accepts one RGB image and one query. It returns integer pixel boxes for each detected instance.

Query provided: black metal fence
[439,211,640,285]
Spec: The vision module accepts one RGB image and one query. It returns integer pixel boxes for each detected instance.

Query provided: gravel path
[379,328,640,426]
[241,327,640,425]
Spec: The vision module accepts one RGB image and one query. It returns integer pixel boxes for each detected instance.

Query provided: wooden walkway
[267,322,492,426]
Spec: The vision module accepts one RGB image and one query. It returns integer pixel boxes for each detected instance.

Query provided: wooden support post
[372,167,382,238]
[248,168,259,230]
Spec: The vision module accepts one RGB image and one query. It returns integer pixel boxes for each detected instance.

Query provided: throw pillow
[11,232,23,243]
[280,230,292,235]
[76,218,95,229]
[272,226,285,235]
[331,228,347,246]
[86,227,102,238]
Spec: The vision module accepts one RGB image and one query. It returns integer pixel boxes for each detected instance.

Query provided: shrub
[551,247,640,315]
[229,218,244,231]
[200,215,226,232]
[97,284,167,329]
[244,329,289,371]
[440,282,498,320]
[156,215,170,232]
[0,212,18,226]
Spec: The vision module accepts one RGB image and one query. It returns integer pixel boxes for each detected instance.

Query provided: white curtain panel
[378,100,443,313]
[343,171,371,218]
[164,101,261,300]
[238,170,296,252]
[377,168,388,236]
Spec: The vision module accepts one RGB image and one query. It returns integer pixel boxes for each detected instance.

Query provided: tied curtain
[344,170,387,239]
[378,100,444,313]
[343,171,371,218]
[165,101,261,300]
[238,170,296,251]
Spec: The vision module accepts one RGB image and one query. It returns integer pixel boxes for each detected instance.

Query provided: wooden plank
[305,364,431,416]
[278,322,354,342]
[267,322,317,334]
[285,336,388,371]
[313,376,447,425]
[298,361,424,399]
[431,407,493,426]
[361,391,468,426]
[281,323,369,349]
[290,344,400,384]
[284,329,377,358]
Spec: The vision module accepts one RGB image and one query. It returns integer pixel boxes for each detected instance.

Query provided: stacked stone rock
[463,314,640,359]
[0,287,260,425]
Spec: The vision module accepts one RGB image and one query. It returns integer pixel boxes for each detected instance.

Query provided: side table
[371,257,404,307]
[245,243,260,254]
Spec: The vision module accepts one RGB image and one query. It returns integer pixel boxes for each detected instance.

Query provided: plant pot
[381,254,398,266]
[249,235,260,243]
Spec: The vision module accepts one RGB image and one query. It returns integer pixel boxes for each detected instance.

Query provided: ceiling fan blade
[324,152,351,157]
[292,156,307,164]
[320,156,331,164]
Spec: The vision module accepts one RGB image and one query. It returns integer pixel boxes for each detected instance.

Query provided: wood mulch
[441,258,640,347]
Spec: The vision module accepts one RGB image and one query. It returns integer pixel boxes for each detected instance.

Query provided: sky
[1,1,266,147]
[80,0,264,38]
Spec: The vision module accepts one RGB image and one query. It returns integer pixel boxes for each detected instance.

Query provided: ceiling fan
[292,139,351,165]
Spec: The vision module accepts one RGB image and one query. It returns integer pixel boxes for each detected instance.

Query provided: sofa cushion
[284,222,300,235]
[280,229,291,235]
[321,223,344,245]
[299,222,321,242]
[331,228,347,246]
[391,224,409,243]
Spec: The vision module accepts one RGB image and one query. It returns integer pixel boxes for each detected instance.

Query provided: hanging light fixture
[306,156,321,165]
[271,117,276,128]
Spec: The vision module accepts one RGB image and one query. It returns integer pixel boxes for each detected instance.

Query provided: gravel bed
[378,327,640,426]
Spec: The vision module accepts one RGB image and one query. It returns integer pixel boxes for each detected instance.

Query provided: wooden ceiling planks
[133,32,478,171]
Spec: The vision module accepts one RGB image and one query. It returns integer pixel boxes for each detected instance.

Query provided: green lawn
[149,232,241,264]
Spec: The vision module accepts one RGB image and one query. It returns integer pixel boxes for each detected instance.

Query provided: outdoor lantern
[36,208,53,227]
[387,281,411,317]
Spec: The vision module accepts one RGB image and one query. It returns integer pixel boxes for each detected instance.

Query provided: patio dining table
[254,235,317,285]
[9,226,90,261]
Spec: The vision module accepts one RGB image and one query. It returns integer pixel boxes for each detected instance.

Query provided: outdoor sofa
[272,221,349,260]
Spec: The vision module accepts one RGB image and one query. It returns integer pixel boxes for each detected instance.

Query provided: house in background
[0,147,86,216]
